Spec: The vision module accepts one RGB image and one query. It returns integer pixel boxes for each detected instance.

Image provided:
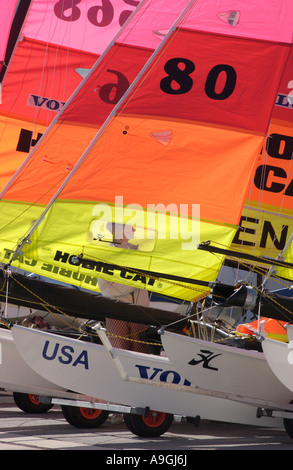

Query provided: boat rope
[218,254,293,321]
[1,268,290,347]
[4,267,10,319]
[245,279,293,322]
[0,269,162,348]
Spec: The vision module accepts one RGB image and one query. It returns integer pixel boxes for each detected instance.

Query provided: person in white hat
[98,222,150,353]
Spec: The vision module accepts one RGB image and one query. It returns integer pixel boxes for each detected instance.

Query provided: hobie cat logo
[90,195,200,251]
[188,349,221,371]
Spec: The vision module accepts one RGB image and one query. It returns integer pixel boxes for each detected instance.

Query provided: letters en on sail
[232,46,293,279]
[0,0,292,302]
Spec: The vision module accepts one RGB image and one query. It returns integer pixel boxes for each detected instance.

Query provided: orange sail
[0,0,140,189]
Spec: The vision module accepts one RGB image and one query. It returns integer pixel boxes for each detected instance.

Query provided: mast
[0,0,32,83]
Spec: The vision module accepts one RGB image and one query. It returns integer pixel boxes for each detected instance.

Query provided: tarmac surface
[0,393,292,453]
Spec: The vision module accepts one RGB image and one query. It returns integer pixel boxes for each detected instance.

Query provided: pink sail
[183,0,293,42]
[22,0,140,54]
[0,0,18,70]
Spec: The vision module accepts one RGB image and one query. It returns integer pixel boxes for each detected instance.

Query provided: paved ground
[0,394,292,453]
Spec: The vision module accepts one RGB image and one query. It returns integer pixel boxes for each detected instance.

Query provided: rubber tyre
[123,410,173,437]
[13,392,53,413]
[61,404,109,428]
[283,400,293,438]
[123,413,137,434]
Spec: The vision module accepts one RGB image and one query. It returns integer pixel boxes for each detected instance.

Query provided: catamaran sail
[0,0,199,325]
[0,0,140,190]
[0,0,154,323]
[154,0,293,431]
[231,46,293,277]
[1,0,288,307]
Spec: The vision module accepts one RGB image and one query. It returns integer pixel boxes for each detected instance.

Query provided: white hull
[160,330,293,407]
[9,324,289,427]
[0,303,37,322]
[2,302,82,330]
[0,327,101,404]
[262,324,293,393]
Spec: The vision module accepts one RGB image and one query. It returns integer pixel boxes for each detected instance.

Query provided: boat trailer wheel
[123,409,173,437]
[61,404,109,428]
[283,400,293,439]
[13,392,54,414]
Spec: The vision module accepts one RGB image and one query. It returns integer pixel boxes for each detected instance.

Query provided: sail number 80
[160,58,237,100]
